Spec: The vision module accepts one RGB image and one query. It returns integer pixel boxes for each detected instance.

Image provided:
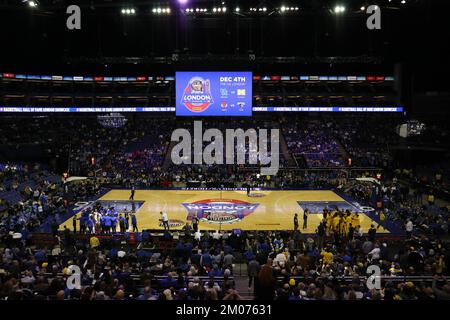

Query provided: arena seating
[1,113,450,301]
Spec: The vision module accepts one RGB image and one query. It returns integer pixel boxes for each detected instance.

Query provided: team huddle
[295,208,366,241]
[70,203,139,234]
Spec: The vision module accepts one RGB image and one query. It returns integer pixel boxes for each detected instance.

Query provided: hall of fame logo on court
[181,76,214,112]
[182,199,259,224]
[159,219,185,228]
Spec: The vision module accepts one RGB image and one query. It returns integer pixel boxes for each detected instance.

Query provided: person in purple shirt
[34,249,47,264]
[200,250,213,268]
[103,215,112,234]
[244,248,255,262]
[111,215,117,233]
[223,244,233,255]
[87,216,94,234]
[40,193,47,207]
[124,212,130,231]
[131,213,138,232]
[259,241,270,254]
[100,215,106,233]
[208,264,224,277]
[119,215,126,233]
[343,252,353,264]
[159,274,177,288]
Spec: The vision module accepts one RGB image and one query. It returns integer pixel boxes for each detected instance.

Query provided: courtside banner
[175,72,252,116]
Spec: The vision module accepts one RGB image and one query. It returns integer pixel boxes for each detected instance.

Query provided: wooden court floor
[60,190,389,234]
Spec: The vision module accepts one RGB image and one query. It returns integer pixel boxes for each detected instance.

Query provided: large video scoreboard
[175,71,252,116]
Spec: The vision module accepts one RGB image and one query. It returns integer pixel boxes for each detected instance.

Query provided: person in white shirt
[194,230,202,242]
[212,230,221,240]
[368,244,381,261]
[160,211,169,231]
[406,220,413,238]
[273,251,287,268]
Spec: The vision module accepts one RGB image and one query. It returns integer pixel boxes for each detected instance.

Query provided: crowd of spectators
[281,117,344,168]
[0,163,64,234]
[327,114,401,168]
[0,228,244,300]
[1,213,450,300]
[247,230,450,300]
[0,163,104,237]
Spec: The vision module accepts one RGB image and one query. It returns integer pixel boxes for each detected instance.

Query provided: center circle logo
[181,76,214,112]
[182,199,259,225]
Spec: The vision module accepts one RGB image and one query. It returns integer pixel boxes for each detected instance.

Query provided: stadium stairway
[326,122,350,162]
[233,263,255,300]
[279,131,297,167]
[336,140,350,163]
[162,140,177,169]
[234,276,255,300]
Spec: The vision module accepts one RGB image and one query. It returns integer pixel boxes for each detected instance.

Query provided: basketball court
[60,189,389,234]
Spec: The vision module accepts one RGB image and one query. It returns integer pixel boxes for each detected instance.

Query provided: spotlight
[280,6,286,12]
[361,6,365,11]
[213,7,217,12]
[235,7,240,12]
[122,7,136,15]
[401,0,406,3]
[28,1,37,7]
[222,7,227,12]
[334,5,345,13]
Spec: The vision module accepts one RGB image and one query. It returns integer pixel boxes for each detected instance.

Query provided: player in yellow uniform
[378,211,386,230]
[339,213,347,237]
[326,211,335,235]
[351,212,361,230]
[342,211,352,237]
[332,212,341,234]
[320,247,334,265]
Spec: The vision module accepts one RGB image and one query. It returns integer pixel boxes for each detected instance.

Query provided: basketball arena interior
[0,0,450,309]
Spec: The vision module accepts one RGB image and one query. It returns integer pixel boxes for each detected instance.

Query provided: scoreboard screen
[175,71,252,116]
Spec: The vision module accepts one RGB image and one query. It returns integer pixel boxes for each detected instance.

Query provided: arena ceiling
[0,0,448,84]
